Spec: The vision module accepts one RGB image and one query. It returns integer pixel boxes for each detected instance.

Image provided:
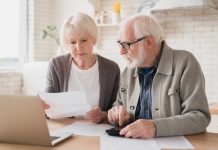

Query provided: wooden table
[0,118,218,150]
[210,103,218,114]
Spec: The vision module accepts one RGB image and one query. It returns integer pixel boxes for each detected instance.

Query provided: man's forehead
[119,26,135,41]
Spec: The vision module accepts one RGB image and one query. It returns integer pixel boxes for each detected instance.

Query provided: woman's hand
[40,100,50,110]
[86,107,107,123]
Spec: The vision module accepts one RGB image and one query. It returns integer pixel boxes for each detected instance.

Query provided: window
[0,0,27,70]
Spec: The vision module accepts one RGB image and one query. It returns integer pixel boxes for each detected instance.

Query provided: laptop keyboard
[50,136,60,141]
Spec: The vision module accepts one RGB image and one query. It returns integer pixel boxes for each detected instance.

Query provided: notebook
[0,95,73,146]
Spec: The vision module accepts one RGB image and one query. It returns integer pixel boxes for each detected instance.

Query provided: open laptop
[0,95,73,146]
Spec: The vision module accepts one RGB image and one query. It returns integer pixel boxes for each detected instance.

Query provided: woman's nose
[75,43,81,51]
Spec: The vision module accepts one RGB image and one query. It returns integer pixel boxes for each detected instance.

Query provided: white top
[68,59,100,108]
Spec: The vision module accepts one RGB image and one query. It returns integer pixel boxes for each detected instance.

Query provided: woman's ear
[92,37,96,45]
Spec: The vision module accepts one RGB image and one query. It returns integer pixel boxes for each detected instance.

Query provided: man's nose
[120,47,128,55]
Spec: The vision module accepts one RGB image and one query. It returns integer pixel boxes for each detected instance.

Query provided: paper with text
[60,122,113,137]
[39,91,91,119]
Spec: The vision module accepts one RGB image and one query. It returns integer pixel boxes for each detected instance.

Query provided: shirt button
[121,88,126,92]
[130,106,135,110]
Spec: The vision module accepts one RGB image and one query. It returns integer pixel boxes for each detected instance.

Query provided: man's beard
[123,45,148,69]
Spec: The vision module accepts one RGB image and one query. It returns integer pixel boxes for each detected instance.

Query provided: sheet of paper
[155,136,194,149]
[59,122,113,137]
[39,91,91,119]
[100,134,160,150]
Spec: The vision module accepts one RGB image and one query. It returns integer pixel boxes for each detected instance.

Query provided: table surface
[0,118,218,150]
[210,103,218,114]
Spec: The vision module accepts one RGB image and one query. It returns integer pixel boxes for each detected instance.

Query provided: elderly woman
[43,12,120,123]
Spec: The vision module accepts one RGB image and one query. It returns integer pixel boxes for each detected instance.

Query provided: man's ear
[146,35,155,47]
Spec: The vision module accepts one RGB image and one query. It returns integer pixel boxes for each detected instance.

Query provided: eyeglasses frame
[117,36,147,50]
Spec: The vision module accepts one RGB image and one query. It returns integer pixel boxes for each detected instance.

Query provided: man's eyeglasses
[117,36,147,50]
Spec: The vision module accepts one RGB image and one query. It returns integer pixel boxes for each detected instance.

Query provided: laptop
[0,95,73,146]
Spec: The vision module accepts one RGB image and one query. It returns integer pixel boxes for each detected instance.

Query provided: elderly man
[107,14,211,139]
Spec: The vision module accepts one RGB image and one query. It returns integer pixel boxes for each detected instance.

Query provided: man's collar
[133,41,173,77]
[153,41,164,69]
[156,41,173,76]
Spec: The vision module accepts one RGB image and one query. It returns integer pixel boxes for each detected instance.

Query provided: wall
[0,0,218,103]
[53,0,99,28]
[28,0,54,61]
[0,72,22,95]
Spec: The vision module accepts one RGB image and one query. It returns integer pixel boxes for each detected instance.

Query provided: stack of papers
[39,91,91,119]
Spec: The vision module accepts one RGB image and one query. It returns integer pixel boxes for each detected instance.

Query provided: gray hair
[60,12,98,49]
[121,13,165,44]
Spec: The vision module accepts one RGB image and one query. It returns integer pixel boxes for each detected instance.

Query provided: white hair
[121,13,165,44]
[60,12,98,49]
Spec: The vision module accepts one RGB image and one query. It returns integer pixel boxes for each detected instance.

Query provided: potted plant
[41,25,65,55]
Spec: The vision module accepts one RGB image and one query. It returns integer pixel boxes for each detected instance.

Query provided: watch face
[138,0,158,13]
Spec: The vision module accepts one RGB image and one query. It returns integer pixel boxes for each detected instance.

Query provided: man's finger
[108,109,115,124]
[118,107,128,126]
[120,124,129,135]
[118,110,125,126]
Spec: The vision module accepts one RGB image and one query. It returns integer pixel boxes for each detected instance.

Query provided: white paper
[100,134,160,150]
[60,122,113,137]
[155,136,194,149]
[100,135,194,150]
[39,91,91,119]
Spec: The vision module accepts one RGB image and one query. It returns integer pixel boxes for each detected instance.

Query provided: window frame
[0,0,27,72]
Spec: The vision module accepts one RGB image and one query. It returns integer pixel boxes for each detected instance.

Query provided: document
[100,135,194,150]
[155,136,194,149]
[60,122,113,137]
[39,91,91,119]
[100,134,160,150]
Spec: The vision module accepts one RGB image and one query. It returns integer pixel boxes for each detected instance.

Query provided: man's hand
[86,107,107,123]
[107,106,130,126]
[120,119,156,139]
